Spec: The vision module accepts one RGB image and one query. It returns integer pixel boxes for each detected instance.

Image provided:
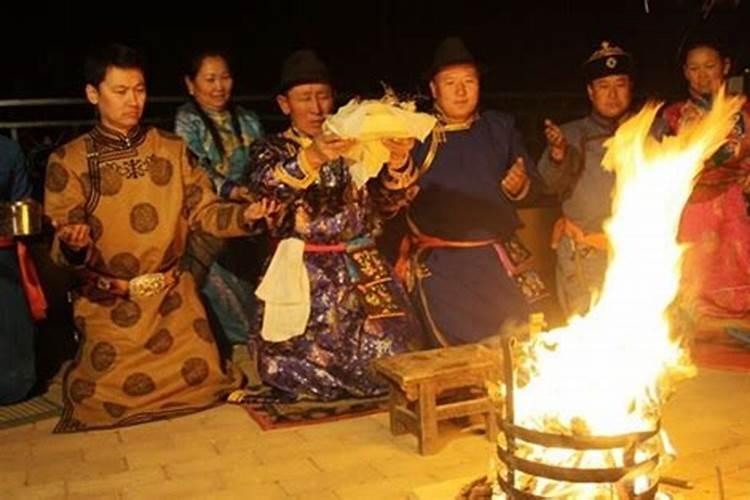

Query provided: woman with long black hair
[175,50,265,351]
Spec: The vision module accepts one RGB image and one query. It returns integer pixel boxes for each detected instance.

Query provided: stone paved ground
[1,368,748,499]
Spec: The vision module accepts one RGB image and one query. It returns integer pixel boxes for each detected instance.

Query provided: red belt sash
[0,237,47,321]
[304,242,347,253]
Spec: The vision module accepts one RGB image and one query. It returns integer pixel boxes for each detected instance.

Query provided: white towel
[255,238,310,342]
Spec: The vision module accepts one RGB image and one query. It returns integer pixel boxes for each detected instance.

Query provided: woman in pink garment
[660,34,750,329]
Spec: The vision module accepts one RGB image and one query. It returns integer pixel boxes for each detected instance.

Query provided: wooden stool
[373,344,500,455]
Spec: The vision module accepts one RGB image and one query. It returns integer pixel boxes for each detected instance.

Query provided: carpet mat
[229,385,387,431]
[0,395,63,430]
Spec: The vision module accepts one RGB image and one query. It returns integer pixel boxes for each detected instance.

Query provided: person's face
[683,46,730,97]
[186,55,233,112]
[86,66,146,134]
[586,74,633,119]
[276,83,334,136]
[429,64,480,123]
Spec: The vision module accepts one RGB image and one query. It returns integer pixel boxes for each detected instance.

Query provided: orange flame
[500,90,745,497]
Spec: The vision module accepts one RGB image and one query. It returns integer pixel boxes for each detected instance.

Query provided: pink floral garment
[663,98,750,320]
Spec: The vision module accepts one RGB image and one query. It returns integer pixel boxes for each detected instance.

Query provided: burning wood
[493,90,745,499]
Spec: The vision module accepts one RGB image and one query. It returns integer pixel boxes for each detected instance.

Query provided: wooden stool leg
[417,382,438,455]
[485,408,498,444]
[388,382,409,436]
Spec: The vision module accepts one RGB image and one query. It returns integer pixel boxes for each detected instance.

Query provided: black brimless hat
[277,49,331,93]
[425,36,484,80]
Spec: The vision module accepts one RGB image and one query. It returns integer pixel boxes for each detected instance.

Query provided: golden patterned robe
[44,125,251,432]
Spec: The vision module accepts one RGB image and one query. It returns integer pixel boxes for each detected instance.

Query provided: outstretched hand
[244,198,281,223]
[229,185,253,201]
[382,137,416,169]
[544,119,566,163]
[304,133,356,170]
[501,157,529,198]
[56,223,92,251]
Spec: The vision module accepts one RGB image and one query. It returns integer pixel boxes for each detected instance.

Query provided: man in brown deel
[44,43,274,432]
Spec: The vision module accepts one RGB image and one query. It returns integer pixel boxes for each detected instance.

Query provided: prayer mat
[228,385,387,431]
[0,395,63,430]
[691,328,750,372]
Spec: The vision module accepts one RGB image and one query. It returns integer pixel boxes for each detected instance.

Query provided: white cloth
[324,99,437,187]
[255,238,310,342]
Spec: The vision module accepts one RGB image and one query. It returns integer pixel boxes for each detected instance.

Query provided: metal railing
[0,92,593,195]
[0,95,281,140]
[1,92,589,157]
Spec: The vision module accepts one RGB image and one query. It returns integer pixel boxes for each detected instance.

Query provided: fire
[499,90,745,497]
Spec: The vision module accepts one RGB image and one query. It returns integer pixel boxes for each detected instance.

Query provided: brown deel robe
[44,125,253,432]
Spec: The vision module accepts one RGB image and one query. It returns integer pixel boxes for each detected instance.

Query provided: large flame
[502,90,745,496]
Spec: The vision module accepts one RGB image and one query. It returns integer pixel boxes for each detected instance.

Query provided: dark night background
[2,0,749,177]
[2,0,749,99]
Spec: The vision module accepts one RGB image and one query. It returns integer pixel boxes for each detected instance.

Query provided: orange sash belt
[551,217,608,251]
[395,232,497,282]
[0,237,47,321]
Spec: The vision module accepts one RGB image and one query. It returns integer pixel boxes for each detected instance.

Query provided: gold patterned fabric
[44,126,250,432]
